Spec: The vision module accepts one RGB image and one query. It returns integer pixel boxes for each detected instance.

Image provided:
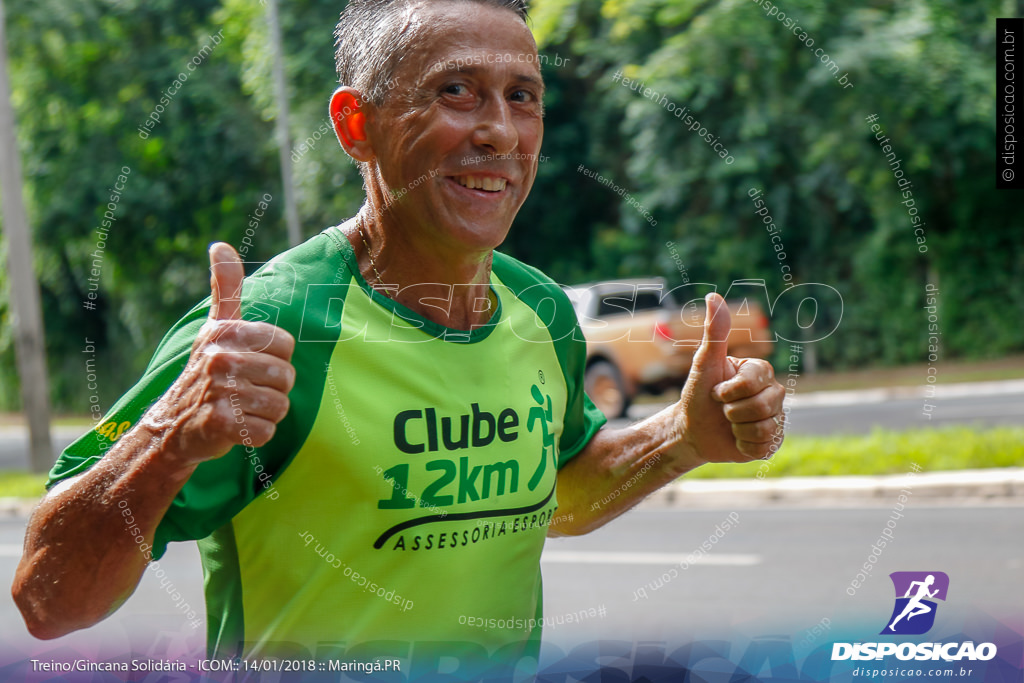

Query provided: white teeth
[456,175,506,192]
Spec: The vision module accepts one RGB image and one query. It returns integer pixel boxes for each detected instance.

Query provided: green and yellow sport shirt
[48,225,606,670]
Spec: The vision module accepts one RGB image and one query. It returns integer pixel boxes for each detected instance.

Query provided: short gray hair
[334,0,530,105]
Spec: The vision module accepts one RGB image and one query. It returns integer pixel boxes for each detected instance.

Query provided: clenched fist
[140,243,296,467]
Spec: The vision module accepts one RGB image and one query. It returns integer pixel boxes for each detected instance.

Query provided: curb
[641,468,1024,508]
[3,470,1022,518]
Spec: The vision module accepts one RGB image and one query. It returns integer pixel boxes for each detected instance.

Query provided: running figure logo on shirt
[881,571,949,635]
[527,385,556,491]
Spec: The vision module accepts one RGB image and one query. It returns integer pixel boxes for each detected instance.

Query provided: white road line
[541,551,761,566]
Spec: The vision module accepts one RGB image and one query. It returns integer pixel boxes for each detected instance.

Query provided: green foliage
[0,425,1019,497]
[0,0,1021,412]
[524,0,1022,371]
[2,0,281,409]
[0,470,47,498]
[685,426,1024,479]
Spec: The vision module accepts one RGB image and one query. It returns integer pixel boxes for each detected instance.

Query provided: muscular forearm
[549,403,700,537]
[12,424,197,639]
[551,296,788,536]
[13,244,295,640]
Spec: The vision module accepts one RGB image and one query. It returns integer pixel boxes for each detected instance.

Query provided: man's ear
[330,87,373,162]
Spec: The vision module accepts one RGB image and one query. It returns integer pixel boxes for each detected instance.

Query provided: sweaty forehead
[398,2,541,81]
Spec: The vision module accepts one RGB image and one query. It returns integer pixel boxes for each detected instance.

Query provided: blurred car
[563,278,775,419]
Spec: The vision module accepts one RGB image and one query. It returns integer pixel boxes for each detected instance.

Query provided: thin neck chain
[354,213,498,320]
[358,214,393,299]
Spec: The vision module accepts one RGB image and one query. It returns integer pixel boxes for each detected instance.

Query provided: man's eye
[510,89,535,103]
[443,83,468,96]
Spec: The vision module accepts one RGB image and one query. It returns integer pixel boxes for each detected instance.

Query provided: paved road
[0,514,207,657]
[0,426,83,472]
[540,504,1024,644]
[2,505,1020,658]
[616,382,1024,435]
[782,387,1024,436]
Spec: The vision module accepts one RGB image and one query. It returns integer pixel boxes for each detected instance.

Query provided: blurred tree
[525,0,1022,369]
[0,0,1021,413]
[1,0,279,409]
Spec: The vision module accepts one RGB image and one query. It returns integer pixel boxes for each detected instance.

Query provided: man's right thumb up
[208,242,244,321]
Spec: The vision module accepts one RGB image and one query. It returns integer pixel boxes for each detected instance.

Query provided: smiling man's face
[363,1,545,253]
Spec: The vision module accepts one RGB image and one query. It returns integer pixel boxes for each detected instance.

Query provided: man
[13,0,786,677]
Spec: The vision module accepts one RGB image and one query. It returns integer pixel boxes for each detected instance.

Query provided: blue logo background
[881,571,949,635]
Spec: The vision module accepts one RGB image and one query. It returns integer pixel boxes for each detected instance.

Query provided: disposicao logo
[832,571,997,662]
[882,571,948,635]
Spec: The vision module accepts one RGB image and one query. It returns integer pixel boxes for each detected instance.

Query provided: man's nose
[471,96,518,155]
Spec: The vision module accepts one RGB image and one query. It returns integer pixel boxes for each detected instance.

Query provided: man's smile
[451,174,508,192]
[445,172,512,198]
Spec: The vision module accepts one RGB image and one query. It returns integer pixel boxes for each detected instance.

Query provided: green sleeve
[46,314,200,490]
[489,251,607,468]
[47,233,344,559]
[47,300,258,561]
[551,312,607,468]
